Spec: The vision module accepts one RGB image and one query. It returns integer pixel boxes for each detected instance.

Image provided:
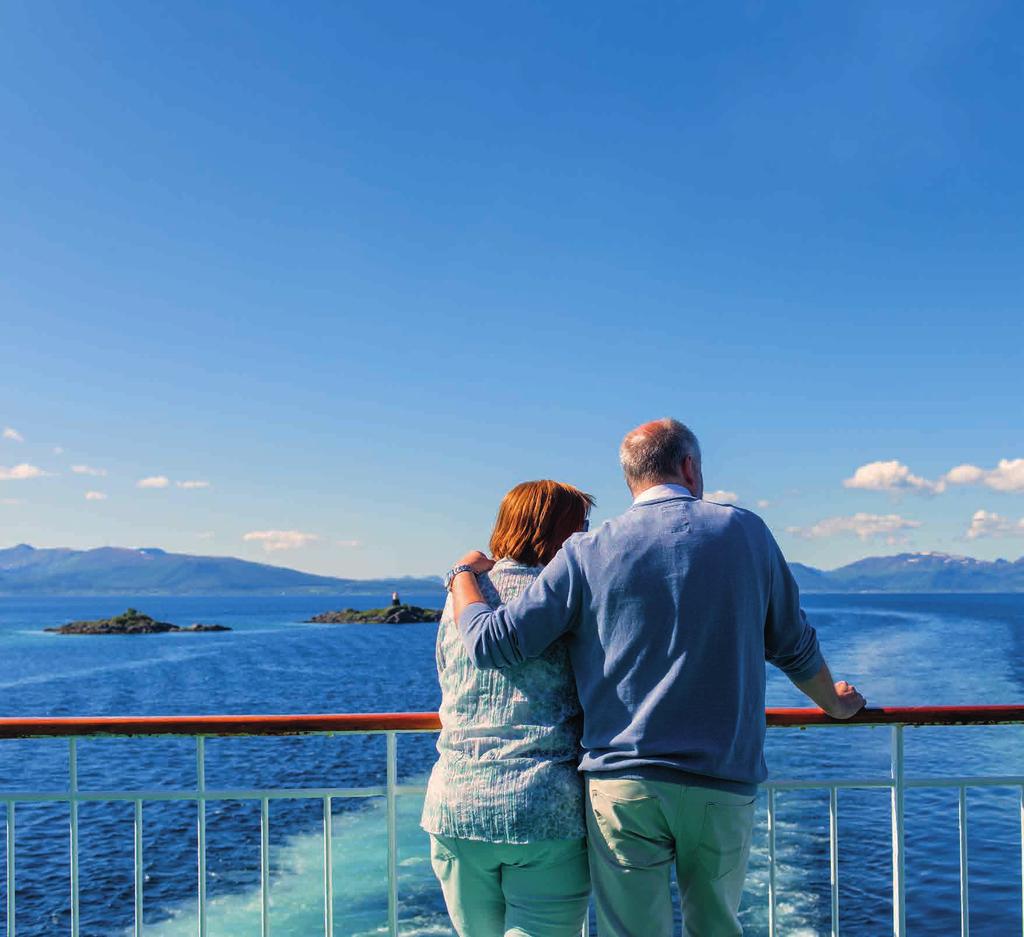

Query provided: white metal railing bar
[767,778,896,791]
[68,739,79,937]
[11,773,1024,808]
[323,795,334,937]
[770,775,1024,791]
[133,800,143,937]
[891,725,906,937]
[260,797,270,937]
[959,787,969,937]
[38,772,1024,804]
[196,737,207,937]
[829,786,839,937]
[0,786,390,804]
[767,786,777,937]
[5,801,13,937]
[385,731,398,937]
[902,776,1024,789]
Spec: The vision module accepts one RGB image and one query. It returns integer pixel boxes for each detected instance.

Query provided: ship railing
[1,705,1023,937]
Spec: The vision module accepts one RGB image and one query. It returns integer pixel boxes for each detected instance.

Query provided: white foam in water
[0,647,220,691]
[136,793,455,937]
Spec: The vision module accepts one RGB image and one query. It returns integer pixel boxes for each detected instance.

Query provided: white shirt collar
[632,483,694,504]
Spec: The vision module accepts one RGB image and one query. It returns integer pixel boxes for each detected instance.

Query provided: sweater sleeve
[764,527,824,682]
[458,545,582,669]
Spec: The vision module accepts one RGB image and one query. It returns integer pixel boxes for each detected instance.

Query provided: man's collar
[632,483,694,505]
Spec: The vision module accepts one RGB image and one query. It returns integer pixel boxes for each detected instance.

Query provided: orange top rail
[0,706,1021,739]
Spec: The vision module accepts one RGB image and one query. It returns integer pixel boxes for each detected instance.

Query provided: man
[445,418,865,936]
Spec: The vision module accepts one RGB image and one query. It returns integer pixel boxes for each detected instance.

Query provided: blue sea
[0,592,1022,936]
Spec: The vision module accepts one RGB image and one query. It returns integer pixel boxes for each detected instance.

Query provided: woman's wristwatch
[444,564,475,591]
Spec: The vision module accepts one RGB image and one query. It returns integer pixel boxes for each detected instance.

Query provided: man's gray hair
[619,418,701,485]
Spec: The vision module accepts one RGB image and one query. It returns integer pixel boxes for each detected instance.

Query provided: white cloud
[136,475,170,489]
[981,458,1024,493]
[243,530,321,552]
[0,463,49,481]
[704,490,739,504]
[1,497,24,505]
[944,464,985,486]
[53,446,64,455]
[787,512,922,543]
[848,457,1024,497]
[944,459,1024,492]
[197,531,216,540]
[72,464,107,477]
[3,428,24,442]
[756,499,772,509]
[843,460,942,494]
[335,539,362,548]
[84,491,108,501]
[965,509,1024,540]
[135,475,211,489]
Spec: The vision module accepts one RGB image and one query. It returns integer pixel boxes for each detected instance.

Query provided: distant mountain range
[0,544,443,596]
[1,544,1021,595]
[791,552,1024,593]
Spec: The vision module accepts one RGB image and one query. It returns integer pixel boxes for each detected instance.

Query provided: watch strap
[444,564,475,591]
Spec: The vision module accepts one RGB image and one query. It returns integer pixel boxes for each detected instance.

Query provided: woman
[421,480,594,937]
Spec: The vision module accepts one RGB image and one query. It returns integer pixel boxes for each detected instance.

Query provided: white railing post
[68,739,79,937]
[386,732,398,937]
[260,797,270,937]
[6,802,14,937]
[767,786,778,937]
[134,800,144,937]
[323,796,334,937]
[196,737,207,937]
[829,786,839,937]
[958,786,969,936]
[891,725,906,937]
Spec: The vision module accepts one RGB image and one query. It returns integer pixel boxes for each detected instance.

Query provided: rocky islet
[306,604,442,625]
[45,608,231,635]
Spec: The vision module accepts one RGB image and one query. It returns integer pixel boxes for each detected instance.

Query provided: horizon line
[3,541,1022,578]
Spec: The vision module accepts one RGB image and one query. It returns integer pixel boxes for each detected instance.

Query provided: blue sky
[1,1,1022,578]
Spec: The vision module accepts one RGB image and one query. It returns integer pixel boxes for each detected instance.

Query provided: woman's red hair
[489,480,595,566]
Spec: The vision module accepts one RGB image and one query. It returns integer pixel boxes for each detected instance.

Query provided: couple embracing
[421,418,865,937]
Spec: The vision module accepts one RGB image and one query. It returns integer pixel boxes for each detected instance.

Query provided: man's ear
[682,455,699,490]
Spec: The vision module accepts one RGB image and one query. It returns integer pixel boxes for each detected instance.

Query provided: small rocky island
[306,604,442,625]
[45,608,231,635]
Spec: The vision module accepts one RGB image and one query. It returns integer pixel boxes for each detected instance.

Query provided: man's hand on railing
[794,662,867,720]
[825,680,867,720]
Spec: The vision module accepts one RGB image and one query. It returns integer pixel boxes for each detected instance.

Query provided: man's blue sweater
[458,487,823,795]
